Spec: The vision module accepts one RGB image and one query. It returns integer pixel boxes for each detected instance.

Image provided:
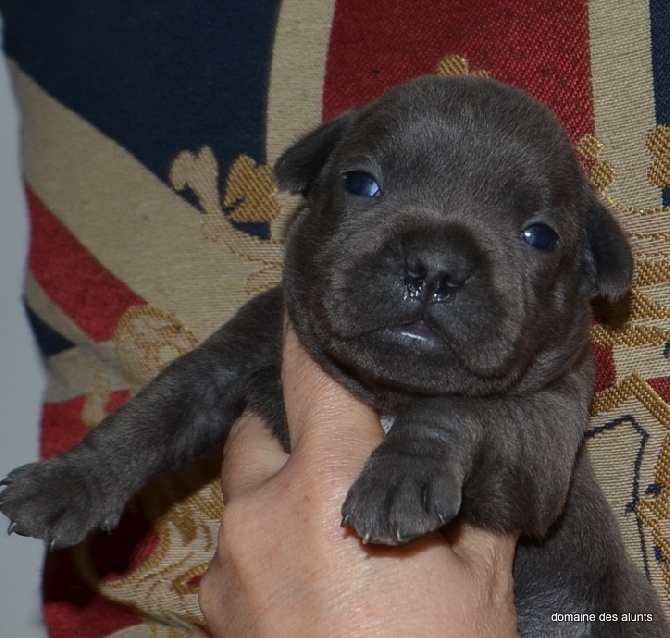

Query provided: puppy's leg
[342,355,592,544]
[515,453,668,636]
[0,287,284,549]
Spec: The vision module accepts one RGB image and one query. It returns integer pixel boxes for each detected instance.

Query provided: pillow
[1,1,668,635]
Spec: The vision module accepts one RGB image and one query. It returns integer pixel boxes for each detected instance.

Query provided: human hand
[199,323,520,637]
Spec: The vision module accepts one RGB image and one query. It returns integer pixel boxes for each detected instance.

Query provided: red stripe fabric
[40,397,91,460]
[26,185,145,342]
[43,550,142,638]
[40,391,131,460]
[593,344,616,393]
[40,391,157,638]
[324,0,593,142]
[649,377,670,405]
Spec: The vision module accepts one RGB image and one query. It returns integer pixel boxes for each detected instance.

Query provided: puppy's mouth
[387,319,442,345]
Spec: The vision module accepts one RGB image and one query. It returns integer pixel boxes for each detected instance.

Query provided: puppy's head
[275,76,632,399]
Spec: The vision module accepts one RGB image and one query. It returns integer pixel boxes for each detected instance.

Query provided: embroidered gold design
[435,54,489,78]
[647,125,670,189]
[638,433,670,601]
[223,155,282,223]
[636,260,670,287]
[74,454,222,631]
[82,367,112,426]
[632,260,670,323]
[631,289,670,321]
[113,305,200,390]
[576,133,603,161]
[576,133,615,195]
[592,371,670,419]
[169,146,284,295]
[590,324,670,348]
[571,125,670,610]
[590,371,670,602]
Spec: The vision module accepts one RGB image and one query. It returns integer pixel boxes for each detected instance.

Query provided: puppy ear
[582,200,634,301]
[273,113,353,194]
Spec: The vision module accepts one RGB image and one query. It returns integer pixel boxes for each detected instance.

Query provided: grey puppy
[1,76,667,636]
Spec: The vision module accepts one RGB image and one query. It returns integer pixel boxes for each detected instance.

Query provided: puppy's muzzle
[402,229,475,304]
[404,257,464,302]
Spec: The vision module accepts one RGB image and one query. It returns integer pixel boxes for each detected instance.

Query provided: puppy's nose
[404,254,465,303]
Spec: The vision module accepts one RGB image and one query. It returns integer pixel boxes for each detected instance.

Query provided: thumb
[281,321,384,478]
[219,409,288,502]
[445,520,519,577]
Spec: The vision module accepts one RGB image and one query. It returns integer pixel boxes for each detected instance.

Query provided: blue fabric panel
[650,0,670,205]
[0,1,280,194]
[24,303,75,358]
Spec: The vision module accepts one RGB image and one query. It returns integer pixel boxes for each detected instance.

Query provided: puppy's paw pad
[341,454,461,545]
[0,459,122,548]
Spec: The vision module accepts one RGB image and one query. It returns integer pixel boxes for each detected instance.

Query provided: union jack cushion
[1,1,669,635]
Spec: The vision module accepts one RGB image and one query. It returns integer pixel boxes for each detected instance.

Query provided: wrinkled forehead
[344,85,552,165]
[337,108,545,210]
[335,82,582,212]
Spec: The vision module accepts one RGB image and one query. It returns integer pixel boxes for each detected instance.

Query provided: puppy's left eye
[522,223,559,252]
[342,171,381,197]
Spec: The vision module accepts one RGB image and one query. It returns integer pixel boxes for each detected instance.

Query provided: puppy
[1,76,667,636]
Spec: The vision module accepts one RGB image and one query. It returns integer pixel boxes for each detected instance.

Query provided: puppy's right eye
[342,171,381,197]
[522,223,559,252]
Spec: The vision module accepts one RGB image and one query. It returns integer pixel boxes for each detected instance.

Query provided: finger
[281,321,384,466]
[445,519,518,574]
[220,409,289,502]
[446,521,519,634]
[199,558,226,635]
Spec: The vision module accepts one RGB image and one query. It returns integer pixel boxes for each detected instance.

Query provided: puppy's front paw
[341,453,461,545]
[0,457,123,550]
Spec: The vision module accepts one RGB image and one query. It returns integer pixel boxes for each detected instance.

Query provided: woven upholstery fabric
[1,1,669,634]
